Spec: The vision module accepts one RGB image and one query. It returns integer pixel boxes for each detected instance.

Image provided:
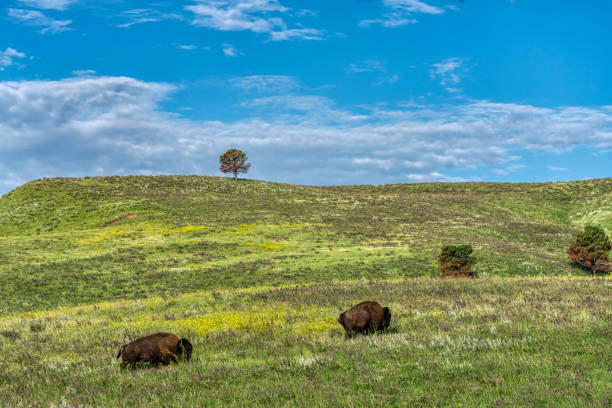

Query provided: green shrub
[438,245,476,278]
[567,225,611,276]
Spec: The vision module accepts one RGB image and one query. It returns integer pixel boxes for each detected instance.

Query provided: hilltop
[0,176,610,313]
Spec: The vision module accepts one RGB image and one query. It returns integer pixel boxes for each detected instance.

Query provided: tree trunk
[233,170,238,181]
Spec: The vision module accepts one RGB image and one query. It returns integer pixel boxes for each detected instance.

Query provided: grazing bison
[116,332,193,369]
[338,301,391,338]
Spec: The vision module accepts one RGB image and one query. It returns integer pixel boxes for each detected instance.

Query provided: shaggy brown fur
[116,332,193,369]
[338,301,391,339]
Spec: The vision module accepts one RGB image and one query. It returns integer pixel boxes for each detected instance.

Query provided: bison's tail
[116,345,125,359]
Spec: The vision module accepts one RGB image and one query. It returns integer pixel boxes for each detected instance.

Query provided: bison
[338,301,391,338]
[116,332,193,369]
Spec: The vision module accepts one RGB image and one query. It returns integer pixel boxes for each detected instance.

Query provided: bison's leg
[368,319,377,334]
[157,350,171,365]
[120,361,128,369]
[138,352,155,368]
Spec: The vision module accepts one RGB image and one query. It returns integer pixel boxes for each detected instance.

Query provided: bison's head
[383,307,391,329]
[337,312,345,325]
[178,338,193,361]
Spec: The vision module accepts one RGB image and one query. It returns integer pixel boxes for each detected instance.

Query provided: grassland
[1,278,611,407]
[0,176,611,407]
[0,176,610,314]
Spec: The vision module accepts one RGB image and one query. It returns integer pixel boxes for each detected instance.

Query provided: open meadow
[1,278,611,407]
[0,176,611,407]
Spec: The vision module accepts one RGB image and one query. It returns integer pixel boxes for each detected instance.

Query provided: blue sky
[1,0,611,193]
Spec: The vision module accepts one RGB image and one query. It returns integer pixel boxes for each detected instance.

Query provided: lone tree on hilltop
[219,148,251,181]
[438,244,477,278]
[567,224,610,276]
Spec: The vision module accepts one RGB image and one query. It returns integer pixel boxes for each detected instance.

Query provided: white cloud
[0,48,27,71]
[241,94,369,123]
[185,0,287,32]
[72,69,96,76]
[269,28,324,41]
[360,0,443,28]
[0,75,611,193]
[177,44,198,50]
[227,75,299,93]
[359,14,418,28]
[185,0,324,41]
[549,166,568,171]
[353,158,393,171]
[347,60,386,73]
[430,58,464,84]
[492,164,525,176]
[430,57,470,90]
[17,0,76,10]
[117,18,160,28]
[383,0,444,14]
[116,9,182,28]
[222,43,240,57]
[405,172,467,182]
[373,74,400,86]
[8,8,72,33]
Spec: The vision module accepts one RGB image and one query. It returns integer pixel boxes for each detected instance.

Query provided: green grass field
[0,176,611,406]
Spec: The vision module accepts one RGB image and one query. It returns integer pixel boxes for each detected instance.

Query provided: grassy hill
[1,176,611,407]
[0,176,611,314]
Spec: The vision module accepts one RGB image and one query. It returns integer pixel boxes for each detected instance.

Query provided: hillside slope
[0,176,610,313]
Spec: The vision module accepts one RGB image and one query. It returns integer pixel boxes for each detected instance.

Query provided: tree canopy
[219,148,251,181]
[567,224,611,276]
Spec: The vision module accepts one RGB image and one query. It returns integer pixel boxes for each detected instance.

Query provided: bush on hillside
[439,245,477,278]
[567,224,611,276]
